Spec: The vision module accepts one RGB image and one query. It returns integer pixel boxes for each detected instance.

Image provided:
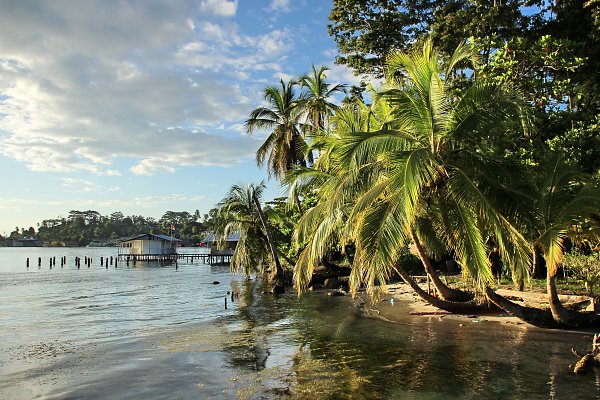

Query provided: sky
[0,0,362,236]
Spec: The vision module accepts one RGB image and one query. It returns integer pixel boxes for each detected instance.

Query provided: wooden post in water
[26,258,29,268]
[38,257,41,267]
[224,297,228,309]
[427,274,431,295]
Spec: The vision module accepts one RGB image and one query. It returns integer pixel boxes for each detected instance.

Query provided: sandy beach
[357,281,597,332]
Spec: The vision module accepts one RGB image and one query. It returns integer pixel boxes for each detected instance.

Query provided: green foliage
[485,35,584,111]
[396,247,422,275]
[328,0,433,77]
[546,115,600,175]
[245,79,310,180]
[215,182,273,275]
[328,0,600,169]
[562,249,600,295]
[32,209,208,245]
[523,154,600,306]
[287,40,534,298]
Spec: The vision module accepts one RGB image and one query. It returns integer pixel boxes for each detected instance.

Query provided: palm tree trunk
[531,245,537,278]
[393,265,495,314]
[484,287,556,327]
[486,284,600,329]
[547,267,571,324]
[408,227,473,302]
[252,193,285,293]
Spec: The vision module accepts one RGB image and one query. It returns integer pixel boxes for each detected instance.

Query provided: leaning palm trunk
[547,269,571,325]
[394,265,496,314]
[409,228,474,302]
[484,287,555,327]
[252,193,285,293]
[485,286,600,329]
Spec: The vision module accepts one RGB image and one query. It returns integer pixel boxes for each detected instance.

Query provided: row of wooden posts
[26,254,233,270]
[27,255,128,269]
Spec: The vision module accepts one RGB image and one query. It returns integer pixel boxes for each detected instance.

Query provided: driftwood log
[570,334,600,374]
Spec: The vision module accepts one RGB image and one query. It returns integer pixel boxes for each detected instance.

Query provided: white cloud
[175,26,292,73]
[0,194,205,213]
[130,159,176,176]
[268,0,291,13]
[326,63,366,88]
[0,0,272,175]
[62,178,101,193]
[199,0,238,17]
[321,48,339,59]
[274,71,294,81]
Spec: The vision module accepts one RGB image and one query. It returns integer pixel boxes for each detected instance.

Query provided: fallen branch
[570,334,600,375]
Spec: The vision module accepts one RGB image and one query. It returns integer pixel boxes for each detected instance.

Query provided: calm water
[0,247,598,399]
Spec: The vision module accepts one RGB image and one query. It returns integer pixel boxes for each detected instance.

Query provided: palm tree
[346,40,532,297]
[245,79,310,181]
[487,157,600,327]
[216,182,285,293]
[288,90,396,293]
[299,65,346,136]
[290,39,534,311]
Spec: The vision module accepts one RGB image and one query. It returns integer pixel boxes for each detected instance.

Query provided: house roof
[201,232,240,243]
[122,233,181,243]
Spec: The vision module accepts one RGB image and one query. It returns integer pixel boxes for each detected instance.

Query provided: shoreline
[353,281,598,335]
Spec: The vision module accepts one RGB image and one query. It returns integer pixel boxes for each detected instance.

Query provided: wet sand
[360,281,597,331]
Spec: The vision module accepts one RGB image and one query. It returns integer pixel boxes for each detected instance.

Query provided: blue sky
[0,0,361,235]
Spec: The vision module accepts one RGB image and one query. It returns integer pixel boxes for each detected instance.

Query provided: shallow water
[0,247,598,399]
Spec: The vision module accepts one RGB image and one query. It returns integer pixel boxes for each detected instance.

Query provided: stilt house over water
[119,233,181,256]
[201,232,240,256]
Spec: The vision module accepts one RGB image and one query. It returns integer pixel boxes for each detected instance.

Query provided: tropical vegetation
[3,209,216,246]
[214,2,600,329]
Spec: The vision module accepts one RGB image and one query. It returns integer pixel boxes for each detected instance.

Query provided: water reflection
[218,280,598,399]
[3,244,597,400]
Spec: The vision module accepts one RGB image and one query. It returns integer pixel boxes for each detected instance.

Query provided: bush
[562,249,600,295]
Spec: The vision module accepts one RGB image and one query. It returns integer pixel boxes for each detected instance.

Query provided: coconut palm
[289,39,534,312]
[340,39,533,298]
[299,65,346,136]
[288,91,396,292]
[245,79,310,181]
[216,182,285,292]
[487,157,600,327]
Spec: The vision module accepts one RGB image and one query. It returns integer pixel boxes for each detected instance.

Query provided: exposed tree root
[394,266,497,315]
[485,287,600,329]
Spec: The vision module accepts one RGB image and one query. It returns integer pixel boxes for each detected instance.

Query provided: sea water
[0,247,598,399]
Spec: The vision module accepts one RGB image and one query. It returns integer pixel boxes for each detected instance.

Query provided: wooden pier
[116,253,232,265]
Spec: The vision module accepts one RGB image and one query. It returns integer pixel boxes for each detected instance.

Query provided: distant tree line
[4,209,220,246]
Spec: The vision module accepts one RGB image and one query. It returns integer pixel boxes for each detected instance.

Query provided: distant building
[87,239,113,247]
[119,233,181,255]
[12,237,44,247]
[201,232,239,256]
